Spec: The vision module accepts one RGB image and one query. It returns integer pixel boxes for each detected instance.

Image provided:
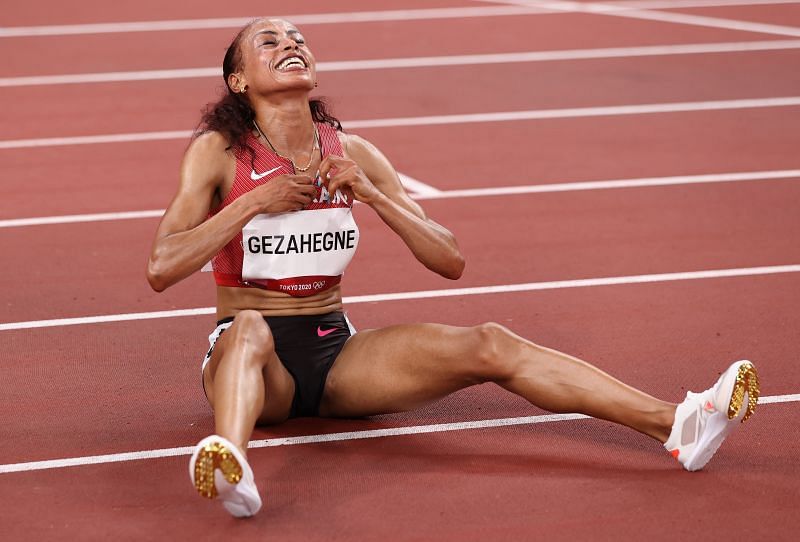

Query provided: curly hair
[196,21,342,158]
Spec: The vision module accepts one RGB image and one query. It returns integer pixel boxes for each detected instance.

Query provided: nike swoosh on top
[250,166,282,181]
[317,326,337,337]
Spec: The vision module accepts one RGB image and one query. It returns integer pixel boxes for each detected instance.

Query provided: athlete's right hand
[248,174,317,213]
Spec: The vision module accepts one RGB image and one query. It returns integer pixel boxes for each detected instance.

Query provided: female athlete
[146,18,760,518]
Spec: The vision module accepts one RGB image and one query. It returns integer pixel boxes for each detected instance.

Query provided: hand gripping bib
[241,207,359,296]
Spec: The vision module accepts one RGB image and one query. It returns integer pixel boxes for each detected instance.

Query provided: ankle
[655,404,678,444]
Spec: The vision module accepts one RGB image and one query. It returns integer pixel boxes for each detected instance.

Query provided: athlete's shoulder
[337,132,380,163]
[181,131,236,185]
[188,130,235,157]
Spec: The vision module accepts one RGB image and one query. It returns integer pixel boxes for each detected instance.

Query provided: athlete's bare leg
[202,310,296,454]
[320,323,676,442]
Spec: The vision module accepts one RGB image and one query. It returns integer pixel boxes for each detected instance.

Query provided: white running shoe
[664,360,759,471]
[189,435,262,517]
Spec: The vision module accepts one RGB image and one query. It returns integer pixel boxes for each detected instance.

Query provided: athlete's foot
[664,360,759,471]
[189,435,262,517]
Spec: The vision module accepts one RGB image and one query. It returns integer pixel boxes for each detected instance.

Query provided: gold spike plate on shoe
[193,441,243,499]
[727,362,759,422]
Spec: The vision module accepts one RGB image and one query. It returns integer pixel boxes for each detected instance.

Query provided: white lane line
[415,169,800,200]
[320,39,800,70]
[0,177,436,229]
[0,307,216,331]
[2,265,799,332]
[615,0,800,8]
[2,0,796,37]
[0,210,165,228]
[498,0,800,37]
[3,96,799,150]
[592,4,800,37]
[2,168,797,230]
[0,69,218,87]
[4,39,800,87]
[0,130,192,149]
[1,393,795,474]
[758,394,800,404]
[398,173,442,196]
[0,6,551,38]
[340,97,800,127]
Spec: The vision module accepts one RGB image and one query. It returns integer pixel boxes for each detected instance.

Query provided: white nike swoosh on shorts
[250,166,282,181]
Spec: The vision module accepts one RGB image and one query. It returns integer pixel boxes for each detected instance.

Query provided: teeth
[277,57,306,70]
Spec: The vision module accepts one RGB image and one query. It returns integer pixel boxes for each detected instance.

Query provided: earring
[314,82,318,88]
[241,85,248,94]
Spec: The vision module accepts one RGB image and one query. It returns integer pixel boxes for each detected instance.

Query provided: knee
[469,322,518,381]
[228,310,275,363]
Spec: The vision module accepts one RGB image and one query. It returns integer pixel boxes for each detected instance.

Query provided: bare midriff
[215,284,343,320]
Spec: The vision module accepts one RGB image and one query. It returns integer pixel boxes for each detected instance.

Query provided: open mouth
[276,55,308,72]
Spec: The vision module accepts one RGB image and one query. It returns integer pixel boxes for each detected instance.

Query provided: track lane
[1,12,782,77]
[2,106,798,218]
[0,0,474,26]
[0,3,800,540]
[1,403,796,541]
[2,179,799,322]
[4,48,800,139]
[669,3,800,26]
[3,272,799,462]
[362,107,800,191]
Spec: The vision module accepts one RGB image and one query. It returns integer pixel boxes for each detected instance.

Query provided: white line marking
[325,97,800,127]
[591,4,800,37]
[4,39,800,87]
[1,265,799,332]
[480,0,800,9]
[0,393,795,474]
[318,39,800,70]
[0,307,217,331]
[398,173,442,195]
[0,130,192,149]
[3,96,799,150]
[2,168,797,229]
[497,0,800,37]
[615,0,800,8]
[0,68,219,87]
[0,6,551,38]
[414,169,800,200]
[757,394,800,404]
[0,210,165,228]
[2,1,796,37]
[0,176,438,229]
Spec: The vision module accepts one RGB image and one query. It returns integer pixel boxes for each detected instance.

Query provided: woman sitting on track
[146,18,760,518]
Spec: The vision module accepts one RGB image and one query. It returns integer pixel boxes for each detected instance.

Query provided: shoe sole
[192,440,243,499]
[683,361,760,471]
[727,361,760,422]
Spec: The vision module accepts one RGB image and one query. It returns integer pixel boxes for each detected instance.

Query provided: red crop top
[209,122,359,297]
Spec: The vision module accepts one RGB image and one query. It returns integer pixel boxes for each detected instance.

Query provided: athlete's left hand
[318,155,383,205]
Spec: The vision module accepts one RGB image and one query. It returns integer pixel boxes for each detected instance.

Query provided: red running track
[5,48,800,139]
[3,108,800,218]
[1,1,799,540]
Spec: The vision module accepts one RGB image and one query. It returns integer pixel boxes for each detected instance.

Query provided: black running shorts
[202,311,355,418]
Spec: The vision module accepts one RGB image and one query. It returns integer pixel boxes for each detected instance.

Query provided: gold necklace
[253,120,318,172]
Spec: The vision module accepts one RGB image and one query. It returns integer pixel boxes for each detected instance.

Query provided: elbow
[442,251,466,280]
[146,259,169,292]
[439,232,465,280]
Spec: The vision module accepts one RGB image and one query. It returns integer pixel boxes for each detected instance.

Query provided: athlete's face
[231,19,316,95]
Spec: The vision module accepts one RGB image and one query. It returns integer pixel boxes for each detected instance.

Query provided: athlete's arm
[320,133,465,280]
[146,132,316,291]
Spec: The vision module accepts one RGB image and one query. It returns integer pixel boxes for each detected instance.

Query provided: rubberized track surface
[1,1,799,540]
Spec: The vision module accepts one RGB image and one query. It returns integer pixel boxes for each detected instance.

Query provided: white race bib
[242,207,359,283]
